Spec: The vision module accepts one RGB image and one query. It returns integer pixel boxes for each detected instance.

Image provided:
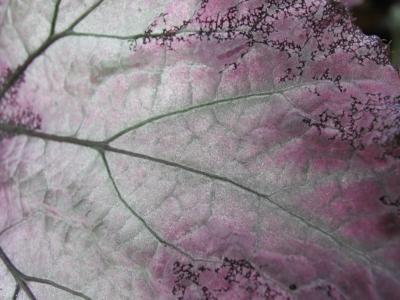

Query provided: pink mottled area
[118,0,400,299]
[0,0,399,300]
[0,59,41,137]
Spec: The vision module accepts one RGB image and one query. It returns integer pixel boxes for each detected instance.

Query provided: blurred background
[351,0,400,68]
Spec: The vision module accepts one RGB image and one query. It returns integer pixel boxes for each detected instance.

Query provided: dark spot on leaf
[378,212,400,238]
[172,257,289,299]
[217,44,248,60]
[0,67,41,140]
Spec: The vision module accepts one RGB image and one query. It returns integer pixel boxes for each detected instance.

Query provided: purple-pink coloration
[0,62,41,139]
[0,0,399,299]
[132,0,400,298]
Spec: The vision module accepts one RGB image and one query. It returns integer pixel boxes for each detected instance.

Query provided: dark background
[351,0,400,66]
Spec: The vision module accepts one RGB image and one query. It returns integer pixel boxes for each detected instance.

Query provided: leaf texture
[0,0,399,299]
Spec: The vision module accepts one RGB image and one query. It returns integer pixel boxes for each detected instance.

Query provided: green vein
[0,122,106,148]
[67,31,149,40]
[0,0,106,100]
[0,32,65,100]
[12,284,20,300]
[22,275,92,300]
[104,82,318,143]
[0,246,92,300]
[67,31,172,40]
[101,144,372,264]
[0,123,375,268]
[0,2,108,297]
[0,219,26,237]
[0,246,37,300]
[66,29,206,40]
[105,78,374,143]
[100,151,199,261]
[65,0,105,32]
[49,0,62,37]
[0,0,199,104]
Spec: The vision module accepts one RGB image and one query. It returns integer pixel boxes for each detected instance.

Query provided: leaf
[0,0,399,299]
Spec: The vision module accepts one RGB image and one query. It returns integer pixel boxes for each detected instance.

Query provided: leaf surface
[0,0,399,299]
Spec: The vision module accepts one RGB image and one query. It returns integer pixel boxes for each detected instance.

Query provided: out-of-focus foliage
[388,3,400,66]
